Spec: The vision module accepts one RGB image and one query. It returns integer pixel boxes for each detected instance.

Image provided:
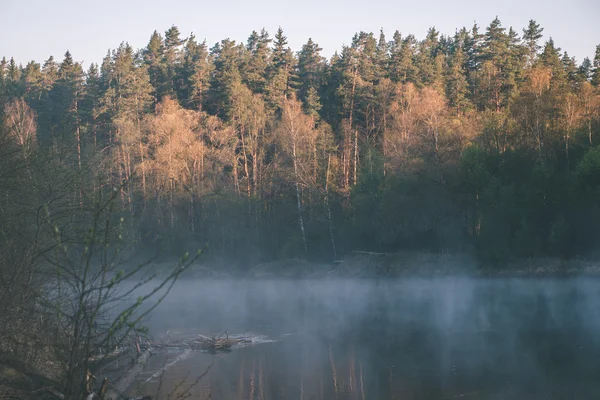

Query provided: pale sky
[1,0,599,69]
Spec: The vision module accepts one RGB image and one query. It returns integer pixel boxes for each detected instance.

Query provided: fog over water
[127,278,600,399]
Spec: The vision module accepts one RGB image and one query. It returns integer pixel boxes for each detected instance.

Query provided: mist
[115,277,600,399]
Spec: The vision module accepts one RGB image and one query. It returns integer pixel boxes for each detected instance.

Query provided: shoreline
[168,252,600,279]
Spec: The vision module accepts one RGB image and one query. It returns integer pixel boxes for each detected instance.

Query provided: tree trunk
[240,128,251,197]
[353,129,359,185]
[292,141,307,255]
[325,154,337,258]
[350,68,358,186]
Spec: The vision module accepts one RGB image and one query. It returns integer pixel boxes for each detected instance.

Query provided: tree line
[2,19,600,265]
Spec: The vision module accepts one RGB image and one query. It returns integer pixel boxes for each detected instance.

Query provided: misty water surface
[127,278,600,399]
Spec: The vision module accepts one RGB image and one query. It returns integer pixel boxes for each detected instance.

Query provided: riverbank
[172,251,600,279]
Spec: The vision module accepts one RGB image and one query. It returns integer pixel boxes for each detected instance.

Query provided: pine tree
[390,32,417,84]
[81,63,103,148]
[164,25,185,99]
[180,33,211,109]
[271,27,294,71]
[540,38,567,92]
[506,27,525,100]
[143,30,166,102]
[206,39,243,118]
[562,52,580,90]
[48,51,86,162]
[591,44,600,87]
[41,56,58,92]
[446,32,471,115]
[3,58,23,98]
[303,86,322,119]
[579,57,592,82]
[523,20,544,67]
[7,58,21,82]
[33,56,59,138]
[242,29,271,94]
[481,18,510,63]
[264,28,296,110]
[296,38,325,116]
[320,51,343,124]
[374,29,389,80]
[0,58,6,100]
[415,27,444,90]
[22,61,43,103]
[164,26,184,64]
[464,23,483,73]
[472,18,518,111]
[101,43,153,125]
[0,57,6,80]
[388,31,403,81]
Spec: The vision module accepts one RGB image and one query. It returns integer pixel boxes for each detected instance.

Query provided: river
[126,278,600,399]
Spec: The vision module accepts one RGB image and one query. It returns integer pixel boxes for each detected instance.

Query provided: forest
[2,19,600,266]
[2,17,600,399]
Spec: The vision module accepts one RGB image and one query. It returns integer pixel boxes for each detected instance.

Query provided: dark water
[128,278,600,399]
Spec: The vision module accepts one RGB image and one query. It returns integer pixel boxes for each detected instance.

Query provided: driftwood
[191,333,251,351]
[152,332,252,352]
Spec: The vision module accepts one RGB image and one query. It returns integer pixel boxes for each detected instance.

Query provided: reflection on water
[129,278,600,399]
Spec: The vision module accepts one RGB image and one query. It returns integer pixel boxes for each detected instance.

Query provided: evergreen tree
[143,30,166,102]
[388,32,420,84]
[81,63,103,148]
[415,27,444,90]
[388,31,403,81]
[592,44,600,87]
[446,31,471,115]
[3,58,23,98]
[7,58,21,82]
[101,43,153,125]
[265,27,296,109]
[0,57,6,80]
[320,51,344,124]
[464,23,483,73]
[242,29,271,94]
[374,29,389,80]
[46,51,86,160]
[206,39,244,118]
[0,57,6,100]
[164,25,184,64]
[33,56,59,137]
[579,57,592,82]
[507,26,526,87]
[561,52,580,90]
[41,56,58,92]
[180,33,211,110]
[540,38,568,92]
[164,25,185,99]
[522,20,544,67]
[472,18,519,111]
[296,38,325,116]
[22,61,43,103]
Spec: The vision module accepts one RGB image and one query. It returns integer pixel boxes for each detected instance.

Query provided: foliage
[0,20,599,267]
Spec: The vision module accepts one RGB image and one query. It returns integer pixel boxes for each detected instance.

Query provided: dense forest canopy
[1,19,600,266]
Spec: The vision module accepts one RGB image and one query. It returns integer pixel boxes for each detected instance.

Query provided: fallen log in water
[152,332,252,352]
[190,333,251,351]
